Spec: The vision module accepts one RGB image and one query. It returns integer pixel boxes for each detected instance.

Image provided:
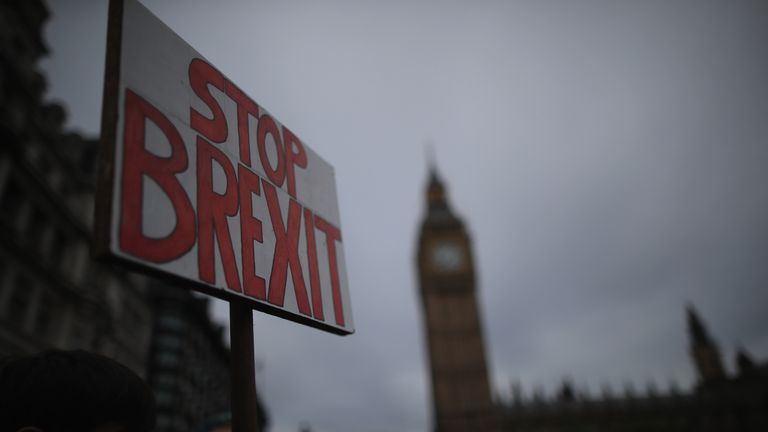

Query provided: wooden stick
[230,301,260,432]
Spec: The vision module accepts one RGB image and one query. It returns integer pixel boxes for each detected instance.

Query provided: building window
[26,206,48,255]
[0,254,6,279]
[156,415,171,429]
[153,373,179,394]
[49,230,68,268]
[158,315,186,331]
[0,255,8,309]
[69,241,90,285]
[155,390,174,406]
[156,351,181,368]
[68,319,92,349]
[0,178,23,227]
[156,334,183,350]
[33,291,55,339]
[36,155,64,192]
[6,274,33,329]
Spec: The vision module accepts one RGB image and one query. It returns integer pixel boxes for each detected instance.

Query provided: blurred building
[147,282,268,432]
[0,0,151,374]
[0,2,269,432]
[499,306,768,431]
[416,165,498,432]
[416,168,768,432]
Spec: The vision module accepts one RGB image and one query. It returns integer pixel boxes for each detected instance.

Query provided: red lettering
[238,165,266,300]
[120,89,195,263]
[189,58,228,143]
[196,137,241,292]
[315,216,344,326]
[282,126,307,198]
[303,208,323,320]
[226,82,259,167]
[257,114,285,187]
[262,181,311,316]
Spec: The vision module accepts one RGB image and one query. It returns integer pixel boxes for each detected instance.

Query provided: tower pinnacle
[687,304,711,345]
[686,304,725,385]
[424,148,452,215]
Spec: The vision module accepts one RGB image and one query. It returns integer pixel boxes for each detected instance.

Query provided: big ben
[416,166,496,432]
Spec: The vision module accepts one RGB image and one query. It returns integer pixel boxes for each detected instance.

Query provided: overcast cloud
[42,1,768,431]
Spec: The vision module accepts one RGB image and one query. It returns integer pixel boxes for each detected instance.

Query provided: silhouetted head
[0,350,156,432]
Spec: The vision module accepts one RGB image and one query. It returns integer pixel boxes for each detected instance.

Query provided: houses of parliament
[416,167,768,432]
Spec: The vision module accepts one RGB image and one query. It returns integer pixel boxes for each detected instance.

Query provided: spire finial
[686,302,726,383]
[736,344,755,374]
[425,140,438,180]
[423,140,452,214]
[687,302,709,345]
[686,302,709,344]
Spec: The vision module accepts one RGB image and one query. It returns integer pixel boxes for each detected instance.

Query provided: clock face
[431,241,464,272]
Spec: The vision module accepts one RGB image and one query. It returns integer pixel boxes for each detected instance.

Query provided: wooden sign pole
[230,302,261,432]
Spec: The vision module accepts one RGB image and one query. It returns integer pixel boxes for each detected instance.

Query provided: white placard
[96,0,353,335]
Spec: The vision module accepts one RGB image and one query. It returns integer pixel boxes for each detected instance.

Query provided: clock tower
[416,166,496,432]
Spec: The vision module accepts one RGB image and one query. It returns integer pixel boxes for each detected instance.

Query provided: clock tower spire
[416,164,496,432]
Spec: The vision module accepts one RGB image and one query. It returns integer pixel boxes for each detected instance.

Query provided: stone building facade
[0,0,152,374]
[146,282,269,432]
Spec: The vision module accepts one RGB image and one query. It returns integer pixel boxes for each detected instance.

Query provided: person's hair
[0,349,156,432]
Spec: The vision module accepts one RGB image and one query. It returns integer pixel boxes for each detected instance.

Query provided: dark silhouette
[0,350,156,432]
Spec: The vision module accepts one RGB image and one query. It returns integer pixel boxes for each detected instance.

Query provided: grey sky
[42,1,768,431]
